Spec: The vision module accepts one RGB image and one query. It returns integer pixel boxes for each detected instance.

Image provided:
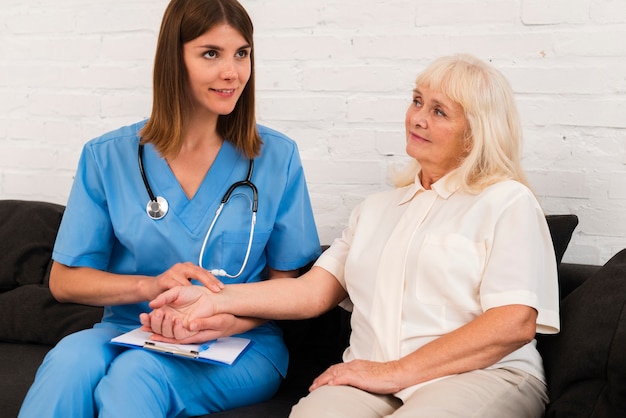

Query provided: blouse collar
[398,169,461,205]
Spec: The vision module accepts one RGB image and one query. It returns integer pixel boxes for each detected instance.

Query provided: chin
[405,145,423,160]
[212,105,238,116]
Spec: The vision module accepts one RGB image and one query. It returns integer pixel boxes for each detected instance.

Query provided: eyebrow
[413,88,451,111]
[197,43,251,51]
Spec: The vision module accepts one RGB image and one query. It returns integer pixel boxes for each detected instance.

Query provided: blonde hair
[396,54,530,194]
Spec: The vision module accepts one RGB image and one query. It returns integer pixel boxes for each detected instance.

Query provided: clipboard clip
[143,341,200,359]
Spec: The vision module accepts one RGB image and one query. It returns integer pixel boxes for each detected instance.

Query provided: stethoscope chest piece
[146,196,168,220]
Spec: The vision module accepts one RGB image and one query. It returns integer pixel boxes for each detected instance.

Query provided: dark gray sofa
[1,199,625,417]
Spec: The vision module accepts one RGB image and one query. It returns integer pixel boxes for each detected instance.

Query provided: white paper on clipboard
[110,328,252,365]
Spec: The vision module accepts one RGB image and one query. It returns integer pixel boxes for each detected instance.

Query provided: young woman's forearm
[49,262,154,306]
[50,261,223,306]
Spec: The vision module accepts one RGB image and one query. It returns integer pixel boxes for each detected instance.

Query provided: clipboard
[110,328,252,366]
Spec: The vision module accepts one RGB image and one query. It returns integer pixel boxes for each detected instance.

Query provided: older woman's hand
[139,285,220,340]
[140,310,238,344]
[310,359,403,394]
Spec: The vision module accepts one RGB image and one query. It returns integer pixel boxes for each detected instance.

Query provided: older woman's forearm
[146,266,347,340]
[214,266,346,320]
[393,304,538,389]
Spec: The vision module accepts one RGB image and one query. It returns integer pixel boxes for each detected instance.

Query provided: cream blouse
[314,172,560,400]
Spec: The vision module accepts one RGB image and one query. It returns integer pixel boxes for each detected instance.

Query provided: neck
[419,170,442,190]
[182,112,222,153]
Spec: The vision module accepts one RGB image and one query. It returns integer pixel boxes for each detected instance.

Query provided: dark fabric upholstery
[545,214,579,266]
[0,284,103,345]
[541,249,626,417]
[0,342,51,418]
[557,262,602,299]
[0,200,64,290]
[0,200,103,345]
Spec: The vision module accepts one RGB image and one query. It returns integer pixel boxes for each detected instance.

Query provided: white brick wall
[1,0,625,265]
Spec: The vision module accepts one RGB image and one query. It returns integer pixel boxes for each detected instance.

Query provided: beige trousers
[289,367,548,418]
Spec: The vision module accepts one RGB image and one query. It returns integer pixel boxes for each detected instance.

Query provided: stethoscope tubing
[138,143,258,278]
[199,204,256,278]
[138,144,157,202]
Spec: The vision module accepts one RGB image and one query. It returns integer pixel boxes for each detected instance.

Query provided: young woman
[18,1,320,417]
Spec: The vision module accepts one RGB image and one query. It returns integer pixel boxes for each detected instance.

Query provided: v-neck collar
[142,141,244,233]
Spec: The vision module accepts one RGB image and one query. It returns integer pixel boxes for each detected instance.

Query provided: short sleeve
[314,201,362,288]
[314,201,363,311]
[265,144,321,271]
[480,191,560,334]
[52,144,116,269]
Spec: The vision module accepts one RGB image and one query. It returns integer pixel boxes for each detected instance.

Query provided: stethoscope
[138,144,258,278]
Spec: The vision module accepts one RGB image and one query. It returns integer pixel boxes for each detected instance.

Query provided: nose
[408,106,427,128]
[221,58,238,80]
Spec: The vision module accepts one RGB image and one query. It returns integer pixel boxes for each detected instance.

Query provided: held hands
[139,285,222,343]
[139,263,226,343]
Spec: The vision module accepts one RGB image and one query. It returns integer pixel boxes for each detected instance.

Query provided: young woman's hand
[142,262,224,300]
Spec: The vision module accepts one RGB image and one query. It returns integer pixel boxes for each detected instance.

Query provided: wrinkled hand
[139,285,219,340]
[140,311,237,344]
[310,360,402,394]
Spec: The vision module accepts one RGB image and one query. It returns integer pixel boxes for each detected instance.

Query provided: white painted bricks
[1,0,625,264]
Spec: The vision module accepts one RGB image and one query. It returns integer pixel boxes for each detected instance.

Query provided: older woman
[143,54,560,418]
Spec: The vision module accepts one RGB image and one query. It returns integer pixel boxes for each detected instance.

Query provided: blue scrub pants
[18,326,282,418]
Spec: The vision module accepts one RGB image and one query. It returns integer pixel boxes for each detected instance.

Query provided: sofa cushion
[0,200,64,290]
[0,284,103,345]
[0,200,103,345]
[545,214,578,266]
[542,248,626,417]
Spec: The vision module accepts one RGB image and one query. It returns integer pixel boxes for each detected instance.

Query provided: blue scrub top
[52,120,321,376]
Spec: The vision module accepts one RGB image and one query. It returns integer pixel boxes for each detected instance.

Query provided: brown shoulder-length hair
[140,0,261,159]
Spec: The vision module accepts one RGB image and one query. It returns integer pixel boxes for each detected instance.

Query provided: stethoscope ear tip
[211,269,227,277]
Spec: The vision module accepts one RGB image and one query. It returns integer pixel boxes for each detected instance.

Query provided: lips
[209,88,237,99]
[409,131,430,143]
